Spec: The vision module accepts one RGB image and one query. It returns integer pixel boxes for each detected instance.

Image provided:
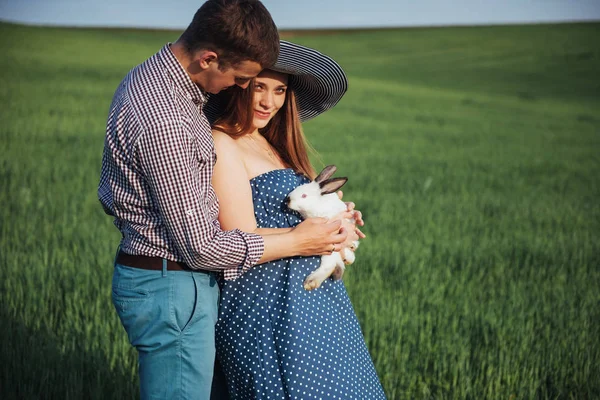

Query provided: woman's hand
[336,190,366,241]
[329,211,360,252]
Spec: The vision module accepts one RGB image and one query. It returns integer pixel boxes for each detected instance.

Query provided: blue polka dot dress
[215,168,386,399]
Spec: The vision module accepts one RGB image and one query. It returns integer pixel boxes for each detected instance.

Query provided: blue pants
[112,262,220,399]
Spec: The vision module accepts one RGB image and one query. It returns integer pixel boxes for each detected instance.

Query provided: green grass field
[1,21,599,399]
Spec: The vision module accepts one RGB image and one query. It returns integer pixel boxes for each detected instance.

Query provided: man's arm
[136,122,263,273]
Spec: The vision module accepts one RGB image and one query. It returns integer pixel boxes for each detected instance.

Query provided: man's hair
[180,0,279,70]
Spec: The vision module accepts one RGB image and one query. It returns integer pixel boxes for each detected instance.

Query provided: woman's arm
[212,130,347,263]
[211,131,293,238]
[211,130,259,233]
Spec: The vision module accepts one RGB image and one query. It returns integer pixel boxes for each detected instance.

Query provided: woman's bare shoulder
[212,128,234,142]
[212,129,239,151]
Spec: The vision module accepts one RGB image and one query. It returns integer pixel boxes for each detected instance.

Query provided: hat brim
[204,40,348,125]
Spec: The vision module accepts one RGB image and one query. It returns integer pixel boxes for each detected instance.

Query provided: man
[98,0,352,398]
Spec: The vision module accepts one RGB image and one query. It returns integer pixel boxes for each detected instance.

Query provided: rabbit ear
[319,177,348,195]
[315,165,337,183]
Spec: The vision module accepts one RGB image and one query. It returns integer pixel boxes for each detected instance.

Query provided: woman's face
[252,70,289,129]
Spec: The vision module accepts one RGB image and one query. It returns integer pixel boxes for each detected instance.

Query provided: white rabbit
[286,165,359,291]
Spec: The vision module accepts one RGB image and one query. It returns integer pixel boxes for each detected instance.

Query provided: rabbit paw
[303,275,323,291]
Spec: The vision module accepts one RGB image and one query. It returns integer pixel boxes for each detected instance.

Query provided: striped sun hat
[204,40,348,124]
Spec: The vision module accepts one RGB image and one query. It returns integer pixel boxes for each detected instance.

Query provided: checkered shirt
[98,44,264,280]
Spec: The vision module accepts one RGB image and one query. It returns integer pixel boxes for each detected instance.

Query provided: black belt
[116,250,192,272]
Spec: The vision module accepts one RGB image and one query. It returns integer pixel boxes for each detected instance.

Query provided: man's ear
[197,50,218,70]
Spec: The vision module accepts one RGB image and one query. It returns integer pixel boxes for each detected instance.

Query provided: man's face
[203,60,262,94]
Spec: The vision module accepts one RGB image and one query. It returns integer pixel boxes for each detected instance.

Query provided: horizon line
[1,18,599,34]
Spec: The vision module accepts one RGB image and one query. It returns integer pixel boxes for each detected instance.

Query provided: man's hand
[291,218,348,256]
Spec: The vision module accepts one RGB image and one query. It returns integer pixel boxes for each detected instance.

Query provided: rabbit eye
[301,194,307,198]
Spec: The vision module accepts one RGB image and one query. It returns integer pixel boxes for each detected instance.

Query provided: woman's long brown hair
[213,75,317,179]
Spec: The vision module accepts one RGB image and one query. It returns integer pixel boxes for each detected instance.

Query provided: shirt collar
[157,43,207,106]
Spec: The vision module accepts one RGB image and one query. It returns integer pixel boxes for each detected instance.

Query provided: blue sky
[1,0,599,30]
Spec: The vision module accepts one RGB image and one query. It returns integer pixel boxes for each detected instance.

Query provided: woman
[206,41,386,399]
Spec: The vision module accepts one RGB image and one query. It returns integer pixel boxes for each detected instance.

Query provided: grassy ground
[1,21,599,399]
